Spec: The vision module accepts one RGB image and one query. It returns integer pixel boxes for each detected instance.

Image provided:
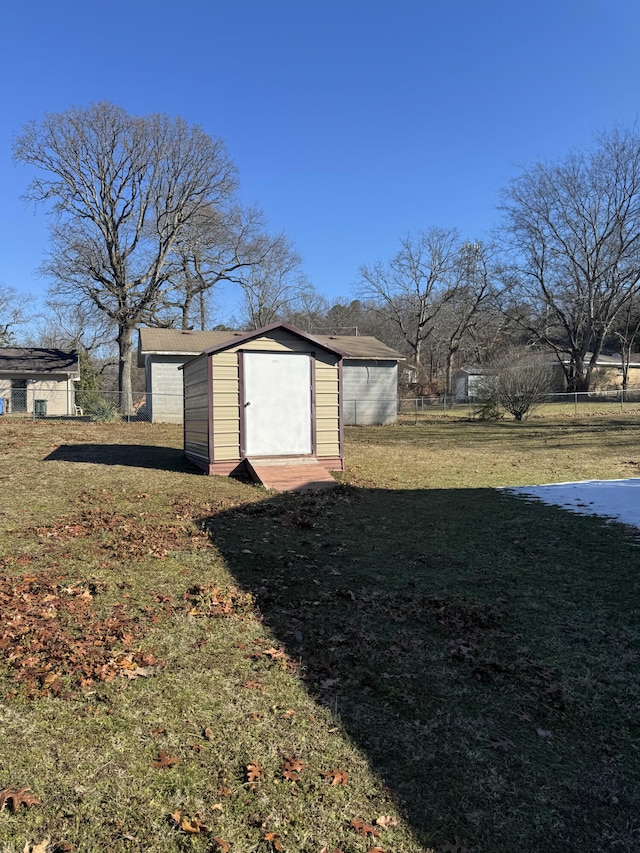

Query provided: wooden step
[246,457,338,493]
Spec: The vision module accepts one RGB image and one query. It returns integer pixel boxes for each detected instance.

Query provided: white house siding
[342,360,397,425]
[148,356,188,423]
[0,376,76,415]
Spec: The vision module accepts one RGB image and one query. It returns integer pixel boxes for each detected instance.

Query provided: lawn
[0,416,639,853]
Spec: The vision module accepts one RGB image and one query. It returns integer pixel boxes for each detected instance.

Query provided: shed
[453,366,488,402]
[138,327,403,424]
[0,348,80,416]
[182,322,344,476]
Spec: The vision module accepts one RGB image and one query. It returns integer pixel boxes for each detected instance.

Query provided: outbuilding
[0,348,80,416]
[138,327,403,425]
[182,322,344,476]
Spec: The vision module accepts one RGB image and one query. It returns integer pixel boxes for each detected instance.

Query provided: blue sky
[2,0,640,325]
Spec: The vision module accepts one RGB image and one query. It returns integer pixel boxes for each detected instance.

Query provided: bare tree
[28,298,114,356]
[14,102,238,412]
[237,235,312,329]
[0,285,30,345]
[499,126,640,391]
[320,299,391,339]
[430,242,494,393]
[478,349,552,421]
[611,294,640,390]
[157,204,278,330]
[356,228,477,367]
[282,290,330,332]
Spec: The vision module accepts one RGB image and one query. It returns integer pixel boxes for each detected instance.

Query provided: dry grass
[0,417,639,852]
[343,414,640,488]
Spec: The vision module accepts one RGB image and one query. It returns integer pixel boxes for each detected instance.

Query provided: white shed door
[243,352,312,456]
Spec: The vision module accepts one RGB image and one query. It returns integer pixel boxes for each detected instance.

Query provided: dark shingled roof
[138,327,404,364]
[0,348,79,376]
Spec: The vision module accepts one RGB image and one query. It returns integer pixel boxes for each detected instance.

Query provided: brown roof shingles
[138,327,404,362]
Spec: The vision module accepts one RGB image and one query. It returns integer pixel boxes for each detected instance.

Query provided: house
[137,327,404,425]
[552,353,640,391]
[0,348,80,416]
[182,323,344,476]
[454,352,640,402]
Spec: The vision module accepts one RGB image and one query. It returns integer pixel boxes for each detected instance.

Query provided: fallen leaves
[152,751,179,769]
[282,756,306,781]
[350,818,380,838]
[263,646,287,662]
[321,768,348,786]
[170,809,208,833]
[27,500,209,562]
[488,737,516,751]
[183,583,255,618]
[264,831,283,850]
[0,572,159,699]
[0,786,41,812]
[246,761,264,791]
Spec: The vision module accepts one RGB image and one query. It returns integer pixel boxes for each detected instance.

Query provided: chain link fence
[3,387,639,425]
[0,389,157,422]
[398,388,640,421]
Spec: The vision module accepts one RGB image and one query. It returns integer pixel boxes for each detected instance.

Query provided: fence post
[574,392,577,416]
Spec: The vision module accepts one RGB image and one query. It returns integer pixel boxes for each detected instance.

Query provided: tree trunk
[181,295,193,330]
[445,342,460,396]
[117,325,134,415]
[199,291,206,330]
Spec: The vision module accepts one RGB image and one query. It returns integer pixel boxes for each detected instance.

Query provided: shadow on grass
[204,485,640,853]
[45,443,196,473]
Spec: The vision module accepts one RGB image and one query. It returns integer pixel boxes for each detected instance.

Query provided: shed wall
[342,360,398,424]
[211,331,341,462]
[147,355,187,423]
[183,357,210,463]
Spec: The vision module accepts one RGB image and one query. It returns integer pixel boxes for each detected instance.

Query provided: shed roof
[138,326,404,365]
[0,348,79,377]
[313,335,404,360]
[196,322,347,359]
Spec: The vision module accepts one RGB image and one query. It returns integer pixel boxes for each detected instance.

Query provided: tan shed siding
[211,352,241,462]
[225,330,319,355]
[184,356,210,461]
[314,357,340,458]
